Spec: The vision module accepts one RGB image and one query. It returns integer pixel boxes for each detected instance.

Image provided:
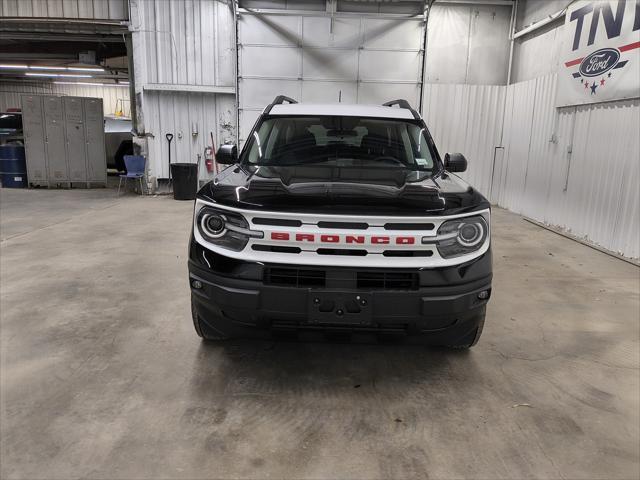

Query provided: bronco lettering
[270,232,418,245]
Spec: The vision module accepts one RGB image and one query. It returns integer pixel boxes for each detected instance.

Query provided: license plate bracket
[308,290,372,325]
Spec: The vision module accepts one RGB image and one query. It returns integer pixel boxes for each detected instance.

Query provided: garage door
[237,4,426,143]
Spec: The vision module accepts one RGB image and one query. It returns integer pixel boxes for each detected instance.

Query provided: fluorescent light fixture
[29,66,63,70]
[25,73,92,78]
[54,81,129,87]
[0,64,28,69]
[67,67,105,72]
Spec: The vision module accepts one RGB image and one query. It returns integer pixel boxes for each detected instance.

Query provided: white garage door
[237,5,426,143]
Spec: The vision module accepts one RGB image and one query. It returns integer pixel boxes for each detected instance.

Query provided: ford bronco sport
[188,97,492,348]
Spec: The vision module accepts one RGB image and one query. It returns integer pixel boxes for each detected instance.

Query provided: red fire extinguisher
[205,131,219,174]
[204,146,214,174]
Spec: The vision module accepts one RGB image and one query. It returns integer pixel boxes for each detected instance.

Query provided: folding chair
[117,155,146,196]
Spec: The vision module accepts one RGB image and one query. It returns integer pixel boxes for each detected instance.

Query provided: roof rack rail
[264,95,298,114]
[382,99,421,120]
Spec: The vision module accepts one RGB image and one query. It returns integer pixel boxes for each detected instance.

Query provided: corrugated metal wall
[129,0,237,182]
[143,91,235,180]
[0,0,128,19]
[422,74,639,260]
[422,83,505,196]
[0,82,130,116]
[130,0,235,87]
[492,74,640,260]
[124,0,638,259]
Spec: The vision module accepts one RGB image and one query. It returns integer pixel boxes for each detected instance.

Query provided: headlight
[195,205,263,251]
[201,212,226,238]
[431,214,489,258]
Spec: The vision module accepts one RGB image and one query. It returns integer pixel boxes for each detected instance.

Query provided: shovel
[166,133,174,188]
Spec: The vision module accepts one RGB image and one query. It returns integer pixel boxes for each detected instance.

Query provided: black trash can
[170,163,198,200]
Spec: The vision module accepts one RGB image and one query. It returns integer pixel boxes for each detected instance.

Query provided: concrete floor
[1,187,638,480]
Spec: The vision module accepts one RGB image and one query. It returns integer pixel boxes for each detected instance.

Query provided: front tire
[191,295,228,341]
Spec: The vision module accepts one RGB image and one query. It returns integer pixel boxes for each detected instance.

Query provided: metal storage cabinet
[21,94,107,188]
[64,97,87,183]
[83,98,107,185]
[43,96,68,184]
[21,95,48,186]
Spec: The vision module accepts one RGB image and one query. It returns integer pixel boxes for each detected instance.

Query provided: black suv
[188,97,491,348]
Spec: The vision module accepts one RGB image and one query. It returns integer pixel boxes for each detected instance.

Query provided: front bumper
[188,239,492,343]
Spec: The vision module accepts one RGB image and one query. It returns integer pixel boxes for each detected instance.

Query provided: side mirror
[216,144,237,164]
[444,153,467,173]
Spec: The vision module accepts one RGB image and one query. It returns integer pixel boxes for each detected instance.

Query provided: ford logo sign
[579,48,620,77]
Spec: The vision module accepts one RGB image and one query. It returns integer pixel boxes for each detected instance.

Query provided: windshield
[241,115,438,173]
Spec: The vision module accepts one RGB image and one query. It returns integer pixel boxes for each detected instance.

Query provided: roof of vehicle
[268,103,418,120]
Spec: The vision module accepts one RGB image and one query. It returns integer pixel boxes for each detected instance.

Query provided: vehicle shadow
[187,338,484,404]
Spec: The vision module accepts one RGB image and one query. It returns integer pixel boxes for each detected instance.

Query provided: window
[243,115,437,173]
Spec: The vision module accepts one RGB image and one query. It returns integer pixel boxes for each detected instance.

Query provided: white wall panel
[516,0,566,30]
[242,46,301,78]
[359,50,421,81]
[0,82,130,117]
[301,81,357,103]
[303,49,359,80]
[425,3,512,85]
[511,22,565,83]
[130,0,235,88]
[129,0,238,182]
[302,16,360,48]
[237,11,424,142]
[422,83,505,196]
[363,18,422,49]
[358,82,420,105]
[563,100,640,259]
[493,74,640,260]
[422,74,638,259]
[0,0,128,19]
[143,91,236,182]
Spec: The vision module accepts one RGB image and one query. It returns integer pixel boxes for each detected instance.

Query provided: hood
[199,164,489,216]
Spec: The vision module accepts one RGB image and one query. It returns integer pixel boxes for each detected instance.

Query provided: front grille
[384,222,435,230]
[252,244,301,254]
[382,250,433,257]
[264,267,419,290]
[316,248,367,256]
[317,221,369,229]
[252,217,302,227]
[265,267,326,287]
[356,271,419,290]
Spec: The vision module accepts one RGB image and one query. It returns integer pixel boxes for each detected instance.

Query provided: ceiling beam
[0,32,125,43]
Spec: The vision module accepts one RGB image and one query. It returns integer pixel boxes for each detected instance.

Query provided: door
[43,96,68,183]
[64,97,86,182]
[21,95,47,185]
[83,98,106,182]
[237,7,425,144]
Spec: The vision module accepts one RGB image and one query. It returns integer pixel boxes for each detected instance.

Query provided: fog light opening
[477,290,489,300]
[192,280,203,290]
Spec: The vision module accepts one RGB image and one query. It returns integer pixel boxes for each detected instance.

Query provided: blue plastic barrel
[0,145,27,188]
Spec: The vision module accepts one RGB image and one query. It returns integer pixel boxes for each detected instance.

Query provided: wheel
[445,310,485,349]
[191,295,228,341]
